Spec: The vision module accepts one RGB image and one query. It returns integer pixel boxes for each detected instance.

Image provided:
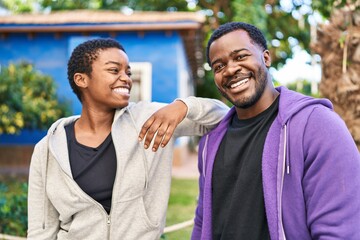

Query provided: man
[191,22,360,240]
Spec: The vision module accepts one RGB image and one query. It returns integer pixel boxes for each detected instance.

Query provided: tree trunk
[311,7,360,151]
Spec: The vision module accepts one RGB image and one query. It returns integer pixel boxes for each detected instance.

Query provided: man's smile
[229,78,250,89]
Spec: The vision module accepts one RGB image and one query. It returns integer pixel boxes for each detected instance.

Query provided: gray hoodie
[27,97,229,240]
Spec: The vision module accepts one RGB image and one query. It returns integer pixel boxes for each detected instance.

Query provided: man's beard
[220,67,268,109]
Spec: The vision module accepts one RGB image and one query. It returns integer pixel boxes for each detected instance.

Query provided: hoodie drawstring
[283,124,290,175]
[128,110,149,190]
[42,135,51,229]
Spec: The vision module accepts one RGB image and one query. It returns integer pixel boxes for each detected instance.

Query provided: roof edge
[0,10,206,25]
[0,22,203,33]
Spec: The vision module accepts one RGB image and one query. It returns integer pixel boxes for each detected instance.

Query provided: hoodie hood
[47,115,80,178]
[276,86,333,125]
[46,106,131,177]
[208,86,333,137]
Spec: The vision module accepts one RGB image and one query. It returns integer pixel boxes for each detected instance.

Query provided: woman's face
[82,48,133,111]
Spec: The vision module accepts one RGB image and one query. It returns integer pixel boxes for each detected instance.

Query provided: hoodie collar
[215,86,333,130]
[276,86,333,125]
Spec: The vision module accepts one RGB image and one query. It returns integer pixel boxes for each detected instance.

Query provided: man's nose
[223,61,241,77]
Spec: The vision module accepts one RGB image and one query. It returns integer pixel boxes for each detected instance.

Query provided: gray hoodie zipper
[107,215,111,239]
[40,113,127,239]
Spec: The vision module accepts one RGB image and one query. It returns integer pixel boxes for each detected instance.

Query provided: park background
[0,0,359,239]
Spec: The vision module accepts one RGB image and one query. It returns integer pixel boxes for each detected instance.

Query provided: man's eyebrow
[210,48,248,67]
[230,48,247,57]
[210,58,222,68]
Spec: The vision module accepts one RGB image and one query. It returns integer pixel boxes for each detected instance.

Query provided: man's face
[209,30,271,109]
[83,48,132,110]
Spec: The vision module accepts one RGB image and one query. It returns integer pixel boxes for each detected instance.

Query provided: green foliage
[286,79,320,98]
[38,0,189,11]
[196,70,222,101]
[40,0,100,10]
[101,0,189,11]
[0,180,28,237]
[231,0,268,33]
[312,0,359,18]
[0,62,72,134]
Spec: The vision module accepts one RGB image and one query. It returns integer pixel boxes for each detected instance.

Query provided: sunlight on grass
[163,178,198,240]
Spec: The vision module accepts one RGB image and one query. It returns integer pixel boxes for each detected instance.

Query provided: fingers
[148,123,176,152]
[150,126,168,152]
[142,119,162,150]
[159,124,175,149]
[139,119,175,152]
[138,116,155,143]
[139,100,187,151]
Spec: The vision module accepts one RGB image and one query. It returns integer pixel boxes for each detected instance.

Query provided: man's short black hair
[206,22,268,64]
[67,38,125,102]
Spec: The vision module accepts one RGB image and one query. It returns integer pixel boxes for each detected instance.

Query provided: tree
[0,62,71,134]
[0,0,360,148]
[311,3,360,150]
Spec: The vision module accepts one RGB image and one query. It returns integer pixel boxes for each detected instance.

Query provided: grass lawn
[163,177,199,240]
[0,177,199,239]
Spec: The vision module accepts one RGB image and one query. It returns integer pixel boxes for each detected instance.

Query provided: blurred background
[0,0,359,239]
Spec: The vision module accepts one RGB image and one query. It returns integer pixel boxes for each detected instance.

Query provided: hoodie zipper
[202,135,209,178]
[107,215,111,239]
[279,124,287,240]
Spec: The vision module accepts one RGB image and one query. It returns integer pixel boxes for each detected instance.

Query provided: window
[129,62,152,102]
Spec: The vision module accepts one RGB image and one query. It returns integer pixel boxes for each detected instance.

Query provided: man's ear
[263,50,272,68]
[74,73,88,89]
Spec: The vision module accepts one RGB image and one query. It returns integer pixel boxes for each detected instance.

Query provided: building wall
[0,30,190,145]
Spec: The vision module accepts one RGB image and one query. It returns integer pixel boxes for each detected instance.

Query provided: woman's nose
[118,74,131,83]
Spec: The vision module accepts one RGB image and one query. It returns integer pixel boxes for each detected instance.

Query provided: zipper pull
[107,215,111,225]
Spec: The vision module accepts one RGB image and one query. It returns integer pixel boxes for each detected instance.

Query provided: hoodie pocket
[137,196,160,230]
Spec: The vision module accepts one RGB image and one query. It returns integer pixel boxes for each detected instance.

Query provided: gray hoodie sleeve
[173,96,229,137]
[27,137,60,239]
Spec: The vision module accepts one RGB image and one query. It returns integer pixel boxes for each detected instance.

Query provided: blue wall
[0,30,188,144]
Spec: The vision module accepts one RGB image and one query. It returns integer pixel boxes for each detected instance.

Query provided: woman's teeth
[113,87,129,94]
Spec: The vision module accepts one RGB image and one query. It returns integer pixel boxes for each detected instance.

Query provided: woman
[27,38,228,239]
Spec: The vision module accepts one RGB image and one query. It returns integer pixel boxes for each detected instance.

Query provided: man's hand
[138,100,188,152]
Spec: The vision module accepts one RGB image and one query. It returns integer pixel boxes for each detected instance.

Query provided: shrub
[0,62,72,134]
[0,180,28,236]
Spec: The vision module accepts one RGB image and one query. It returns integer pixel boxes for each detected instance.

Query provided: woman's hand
[138,100,187,152]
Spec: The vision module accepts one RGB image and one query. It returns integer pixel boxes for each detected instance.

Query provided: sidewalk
[172,148,199,179]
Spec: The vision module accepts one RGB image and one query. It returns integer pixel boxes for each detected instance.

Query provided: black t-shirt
[65,121,117,214]
[212,97,279,240]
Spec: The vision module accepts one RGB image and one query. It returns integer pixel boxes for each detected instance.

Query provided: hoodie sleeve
[302,106,360,239]
[191,136,206,240]
[27,138,60,239]
[174,97,229,137]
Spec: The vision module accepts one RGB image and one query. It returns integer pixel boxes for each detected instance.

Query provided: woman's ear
[74,73,88,89]
[263,50,272,68]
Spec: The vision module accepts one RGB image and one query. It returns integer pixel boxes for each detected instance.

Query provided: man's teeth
[113,88,129,94]
[230,78,249,88]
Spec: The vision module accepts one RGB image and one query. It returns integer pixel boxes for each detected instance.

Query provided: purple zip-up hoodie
[191,87,360,240]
